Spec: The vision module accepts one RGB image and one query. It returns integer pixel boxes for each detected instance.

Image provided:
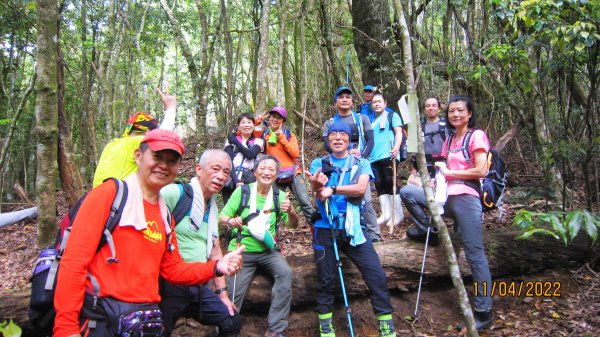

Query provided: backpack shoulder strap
[99,178,128,263]
[462,129,476,167]
[321,154,334,178]
[439,118,448,141]
[445,133,455,155]
[47,178,127,291]
[349,155,362,184]
[273,188,281,224]
[237,184,252,217]
[172,182,194,224]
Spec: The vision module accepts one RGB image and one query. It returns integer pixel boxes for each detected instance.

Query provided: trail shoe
[264,330,286,337]
[456,309,493,331]
[406,224,439,246]
[318,312,336,337]
[377,314,396,337]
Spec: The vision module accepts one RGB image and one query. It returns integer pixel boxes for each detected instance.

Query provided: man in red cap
[53,129,245,337]
[92,87,177,187]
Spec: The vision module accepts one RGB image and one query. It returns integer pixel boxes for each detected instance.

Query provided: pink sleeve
[469,129,490,156]
[441,138,449,158]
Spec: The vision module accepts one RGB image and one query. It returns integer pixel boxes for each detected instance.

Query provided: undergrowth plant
[514,209,600,246]
[0,320,22,337]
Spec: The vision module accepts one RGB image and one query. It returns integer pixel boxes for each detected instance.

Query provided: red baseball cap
[140,129,185,156]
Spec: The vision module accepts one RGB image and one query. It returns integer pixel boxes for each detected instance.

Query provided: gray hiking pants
[400,185,492,311]
[363,190,381,241]
[278,174,314,223]
[227,250,292,333]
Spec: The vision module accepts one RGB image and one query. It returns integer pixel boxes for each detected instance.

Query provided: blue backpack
[446,129,508,212]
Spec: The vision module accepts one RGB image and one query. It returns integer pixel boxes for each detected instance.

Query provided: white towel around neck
[119,173,171,234]
[189,177,219,260]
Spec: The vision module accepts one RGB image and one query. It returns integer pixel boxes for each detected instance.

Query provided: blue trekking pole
[325,199,355,337]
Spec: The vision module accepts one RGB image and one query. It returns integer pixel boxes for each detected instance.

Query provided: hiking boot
[318,312,335,337]
[377,314,396,337]
[406,225,439,246]
[264,330,286,337]
[456,309,493,331]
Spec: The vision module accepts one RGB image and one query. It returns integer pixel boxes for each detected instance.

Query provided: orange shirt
[264,130,301,174]
[53,181,217,337]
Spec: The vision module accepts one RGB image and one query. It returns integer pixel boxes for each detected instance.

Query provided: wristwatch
[215,287,228,294]
[331,185,337,194]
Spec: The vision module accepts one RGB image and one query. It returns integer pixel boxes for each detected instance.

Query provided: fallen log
[240,230,590,308]
[0,206,38,229]
[0,231,590,329]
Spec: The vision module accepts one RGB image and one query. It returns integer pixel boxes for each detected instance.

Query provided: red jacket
[53,181,218,337]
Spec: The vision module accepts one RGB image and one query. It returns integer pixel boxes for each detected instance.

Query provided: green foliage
[0,320,22,337]
[493,0,599,51]
[514,209,600,246]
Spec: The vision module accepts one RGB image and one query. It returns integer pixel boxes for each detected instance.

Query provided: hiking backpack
[422,117,451,144]
[28,178,128,331]
[171,182,194,225]
[320,154,363,205]
[446,129,508,212]
[386,110,409,162]
[227,184,282,247]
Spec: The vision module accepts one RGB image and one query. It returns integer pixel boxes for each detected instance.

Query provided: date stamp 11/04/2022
[473,281,562,298]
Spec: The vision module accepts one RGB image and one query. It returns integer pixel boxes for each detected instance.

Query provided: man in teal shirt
[159,149,241,337]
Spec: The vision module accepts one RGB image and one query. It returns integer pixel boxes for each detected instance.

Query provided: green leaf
[581,211,598,244]
[0,320,22,337]
[566,211,582,240]
[575,43,586,52]
[580,31,590,39]
[517,228,560,241]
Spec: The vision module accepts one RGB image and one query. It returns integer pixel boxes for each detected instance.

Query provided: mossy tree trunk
[35,0,59,248]
[391,0,478,335]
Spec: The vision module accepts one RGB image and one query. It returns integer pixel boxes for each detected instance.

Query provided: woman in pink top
[435,96,493,331]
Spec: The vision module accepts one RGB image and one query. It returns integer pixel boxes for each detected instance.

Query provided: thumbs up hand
[280,192,292,213]
[216,245,246,276]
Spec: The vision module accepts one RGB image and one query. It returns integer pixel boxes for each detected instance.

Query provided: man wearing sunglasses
[159,149,241,337]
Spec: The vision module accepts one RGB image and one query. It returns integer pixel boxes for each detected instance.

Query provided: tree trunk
[526,47,565,202]
[78,0,98,180]
[255,0,271,115]
[221,0,235,127]
[392,0,478,334]
[319,0,341,88]
[35,0,59,248]
[57,51,84,207]
[0,73,36,172]
[352,0,403,101]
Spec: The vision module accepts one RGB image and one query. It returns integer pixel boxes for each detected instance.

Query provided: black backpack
[171,182,194,225]
[28,178,128,332]
[446,129,508,212]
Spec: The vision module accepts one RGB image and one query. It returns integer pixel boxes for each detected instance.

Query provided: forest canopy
[0,0,598,245]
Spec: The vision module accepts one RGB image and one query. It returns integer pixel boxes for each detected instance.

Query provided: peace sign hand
[157,84,177,110]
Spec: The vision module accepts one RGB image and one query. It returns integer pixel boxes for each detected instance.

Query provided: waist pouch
[276,165,296,184]
[92,296,165,337]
